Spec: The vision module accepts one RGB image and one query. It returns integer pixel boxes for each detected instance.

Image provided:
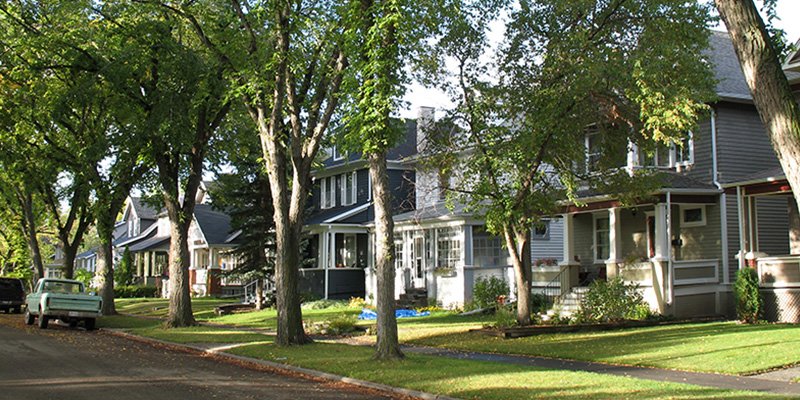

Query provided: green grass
[98,313,782,400]
[113,299,800,375]
[115,297,231,320]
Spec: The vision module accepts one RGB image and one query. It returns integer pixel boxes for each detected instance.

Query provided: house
[528,31,800,318]
[300,121,417,300]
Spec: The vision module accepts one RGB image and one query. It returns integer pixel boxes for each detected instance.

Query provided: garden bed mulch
[472,316,726,339]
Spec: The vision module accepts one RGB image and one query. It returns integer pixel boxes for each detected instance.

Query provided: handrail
[538,266,567,311]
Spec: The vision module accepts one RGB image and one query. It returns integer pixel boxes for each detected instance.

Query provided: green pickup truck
[24,278,102,330]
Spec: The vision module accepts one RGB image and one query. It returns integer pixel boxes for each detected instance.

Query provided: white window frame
[680,205,706,228]
[341,171,357,206]
[320,176,335,209]
[436,227,462,269]
[593,213,610,263]
[340,234,357,268]
[673,131,694,167]
[532,220,550,240]
[332,145,344,161]
[585,130,601,173]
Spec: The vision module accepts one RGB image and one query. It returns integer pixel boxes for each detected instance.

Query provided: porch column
[737,186,746,270]
[606,207,622,278]
[652,203,669,314]
[318,232,328,270]
[559,213,580,292]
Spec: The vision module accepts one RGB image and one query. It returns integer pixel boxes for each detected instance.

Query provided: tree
[714,0,800,215]
[115,248,134,287]
[427,0,716,325]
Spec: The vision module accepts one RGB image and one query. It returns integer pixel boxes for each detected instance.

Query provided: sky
[400,0,800,119]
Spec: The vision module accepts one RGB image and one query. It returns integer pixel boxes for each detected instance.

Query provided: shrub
[529,292,550,313]
[348,297,367,308]
[493,305,517,329]
[578,277,650,323]
[472,276,510,309]
[306,314,359,335]
[115,248,134,286]
[301,299,348,310]
[114,285,159,298]
[734,268,762,323]
[74,269,94,289]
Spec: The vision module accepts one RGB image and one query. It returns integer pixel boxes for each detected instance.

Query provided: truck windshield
[42,281,83,294]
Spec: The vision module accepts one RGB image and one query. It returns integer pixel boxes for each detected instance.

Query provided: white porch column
[651,203,670,314]
[653,204,669,261]
[737,186,746,271]
[560,213,575,265]
[607,207,622,277]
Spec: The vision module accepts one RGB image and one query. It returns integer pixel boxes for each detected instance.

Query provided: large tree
[714,0,800,213]
[427,0,716,325]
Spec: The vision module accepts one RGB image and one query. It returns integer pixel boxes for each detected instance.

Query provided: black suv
[0,278,25,314]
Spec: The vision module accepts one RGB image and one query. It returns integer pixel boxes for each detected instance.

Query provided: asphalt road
[0,313,398,400]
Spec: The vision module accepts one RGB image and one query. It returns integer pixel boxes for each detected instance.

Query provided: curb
[101,328,459,400]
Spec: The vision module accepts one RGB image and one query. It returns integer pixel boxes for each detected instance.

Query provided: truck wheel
[37,309,49,329]
[24,310,34,325]
[84,318,96,331]
[13,306,21,314]
[68,320,78,328]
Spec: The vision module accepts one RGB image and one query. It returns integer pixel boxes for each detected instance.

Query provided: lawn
[113,298,800,375]
[99,313,782,400]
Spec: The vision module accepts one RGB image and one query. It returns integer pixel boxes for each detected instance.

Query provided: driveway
[0,313,398,400]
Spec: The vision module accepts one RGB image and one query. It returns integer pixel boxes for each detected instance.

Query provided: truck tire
[84,318,96,331]
[13,306,21,314]
[68,320,78,328]
[37,309,49,329]
[24,310,34,325]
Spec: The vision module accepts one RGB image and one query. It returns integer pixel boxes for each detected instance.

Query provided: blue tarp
[358,308,430,320]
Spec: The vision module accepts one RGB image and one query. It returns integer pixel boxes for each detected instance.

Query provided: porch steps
[544,286,589,319]
[396,288,428,309]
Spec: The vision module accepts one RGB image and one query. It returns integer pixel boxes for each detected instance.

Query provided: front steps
[396,288,428,309]
[544,286,589,319]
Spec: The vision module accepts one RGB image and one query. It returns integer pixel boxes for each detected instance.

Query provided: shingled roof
[193,204,235,246]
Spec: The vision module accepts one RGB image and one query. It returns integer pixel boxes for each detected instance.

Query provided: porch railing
[757,256,800,287]
[242,278,276,304]
[538,266,566,311]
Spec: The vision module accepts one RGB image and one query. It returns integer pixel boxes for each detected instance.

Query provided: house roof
[393,201,475,224]
[127,235,170,252]
[76,249,96,259]
[306,203,373,225]
[129,197,159,221]
[784,38,800,75]
[709,31,800,99]
[574,171,720,200]
[193,204,234,246]
[724,166,786,187]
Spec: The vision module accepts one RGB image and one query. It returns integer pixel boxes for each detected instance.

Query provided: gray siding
[715,102,781,184]
[530,218,564,263]
[675,202,722,261]
[573,213,594,266]
[684,117,713,184]
[756,196,790,256]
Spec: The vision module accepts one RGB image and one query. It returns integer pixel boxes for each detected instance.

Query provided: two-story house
[529,31,800,320]
[301,122,417,300]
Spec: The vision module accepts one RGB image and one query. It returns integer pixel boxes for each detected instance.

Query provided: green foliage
[306,314,360,336]
[115,248,134,287]
[493,305,517,329]
[578,277,651,323]
[114,285,159,299]
[74,269,94,289]
[734,268,763,324]
[472,276,510,309]
[301,299,349,310]
[529,292,550,314]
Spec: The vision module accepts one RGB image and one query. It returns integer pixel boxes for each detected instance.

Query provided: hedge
[114,285,159,298]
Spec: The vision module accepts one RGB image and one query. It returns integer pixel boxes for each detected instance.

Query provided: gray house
[530,31,800,319]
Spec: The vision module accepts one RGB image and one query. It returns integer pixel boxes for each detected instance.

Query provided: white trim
[672,259,719,285]
[680,205,706,228]
[593,212,610,264]
[322,202,371,224]
[340,171,357,206]
[320,176,335,209]
[332,145,344,161]
[116,223,158,247]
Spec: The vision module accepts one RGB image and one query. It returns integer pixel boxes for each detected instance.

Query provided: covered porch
[303,225,368,300]
[127,236,169,287]
[544,191,724,317]
[728,168,800,322]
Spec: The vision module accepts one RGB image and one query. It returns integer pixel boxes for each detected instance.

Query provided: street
[0,313,398,400]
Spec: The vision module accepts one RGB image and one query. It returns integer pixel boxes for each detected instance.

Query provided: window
[675,131,694,166]
[394,237,404,269]
[332,145,345,161]
[338,234,357,267]
[437,228,461,268]
[680,205,706,227]
[532,221,550,240]
[320,176,335,209]
[594,214,610,262]
[586,130,601,172]
[341,172,356,206]
[473,228,506,267]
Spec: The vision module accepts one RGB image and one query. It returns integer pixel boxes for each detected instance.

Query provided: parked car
[24,278,102,330]
[0,278,25,314]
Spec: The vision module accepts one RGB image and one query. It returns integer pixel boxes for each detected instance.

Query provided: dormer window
[341,171,356,206]
[320,176,335,209]
[332,145,345,161]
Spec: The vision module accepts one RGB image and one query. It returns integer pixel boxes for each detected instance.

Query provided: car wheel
[37,309,48,329]
[24,310,34,325]
[84,318,96,331]
[68,320,78,328]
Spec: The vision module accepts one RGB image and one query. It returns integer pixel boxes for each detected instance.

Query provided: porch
[730,170,800,322]
[189,245,239,297]
[302,227,369,299]
[542,195,724,317]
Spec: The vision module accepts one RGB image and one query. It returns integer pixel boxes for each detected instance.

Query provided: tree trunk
[503,225,531,325]
[255,279,264,311]
[369,151,403,360]
[21,192,44,280]
[62,245,77,280]
[715,0,800,214]
[95,211,117,316]
[165,218,195,327]
[273,213,309,345]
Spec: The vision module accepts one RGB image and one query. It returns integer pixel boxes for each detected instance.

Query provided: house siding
[683,117,714,184]
[573,213,594,266]
[531,218,563,264]
[756,196,790,256]
[715,102,781,184]
[675,202,722,262]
